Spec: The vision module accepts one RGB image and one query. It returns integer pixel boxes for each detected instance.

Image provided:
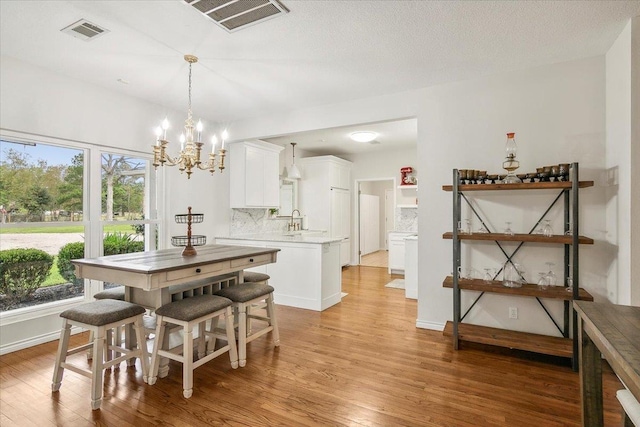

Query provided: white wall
[605,21,633,305]
[605,17,640,307]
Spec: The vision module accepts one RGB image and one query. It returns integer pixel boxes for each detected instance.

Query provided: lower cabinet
[216,238,342,311]
[388,232,413,274]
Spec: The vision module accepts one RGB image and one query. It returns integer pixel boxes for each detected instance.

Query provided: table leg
[579,315,603,426]
[124,287,137,366]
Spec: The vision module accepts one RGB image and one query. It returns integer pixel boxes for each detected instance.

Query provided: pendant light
[288,142,301,179]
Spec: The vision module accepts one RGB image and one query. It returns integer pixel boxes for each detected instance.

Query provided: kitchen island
[216,233,343,311]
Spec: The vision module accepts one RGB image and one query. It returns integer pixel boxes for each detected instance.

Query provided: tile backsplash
[230,209,290,235]
[395,207,418,232]
[230,206,417,235]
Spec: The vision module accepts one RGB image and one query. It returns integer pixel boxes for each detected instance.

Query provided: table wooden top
[71,244,280,274]
[574,301,640,401]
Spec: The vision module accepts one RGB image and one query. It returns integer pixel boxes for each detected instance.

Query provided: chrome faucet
[289,209,301,231]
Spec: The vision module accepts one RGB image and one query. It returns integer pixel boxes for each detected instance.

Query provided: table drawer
[230,253,272,269]
[165,260,230,282]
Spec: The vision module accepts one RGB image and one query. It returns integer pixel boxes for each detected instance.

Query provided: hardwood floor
[360,250,388,269]
[0,266,624,426]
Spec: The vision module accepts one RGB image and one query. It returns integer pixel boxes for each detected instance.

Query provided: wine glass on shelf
[542,220,553,237]
[483,268,495,283]
[564,224,573,236]
[537,272,549,290]
[545,262,557,287]
[566,276,574,294]
[504,221,514,236]
[465,218,472,235]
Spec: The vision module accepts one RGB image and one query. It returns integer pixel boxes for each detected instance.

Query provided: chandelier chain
[188,62,192,112]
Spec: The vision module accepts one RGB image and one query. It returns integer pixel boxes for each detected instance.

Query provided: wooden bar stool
[148,295,238,399]
[214,283,279,367]
[240,271,270,333]
[88,286,127,360]
[51,299,148,410]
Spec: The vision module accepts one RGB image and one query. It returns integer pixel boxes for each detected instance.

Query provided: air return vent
[61,19,109,41]
[183,0,289,33]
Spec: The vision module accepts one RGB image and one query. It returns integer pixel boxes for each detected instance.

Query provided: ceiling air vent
[61,19,109,41]
[184,0,289,33]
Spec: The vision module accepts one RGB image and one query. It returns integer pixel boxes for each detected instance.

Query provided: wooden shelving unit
[443,322,573,358]
[442,276,594,301]
[442,232,594,245]
[442,181,594,192]
[444,163,593,369]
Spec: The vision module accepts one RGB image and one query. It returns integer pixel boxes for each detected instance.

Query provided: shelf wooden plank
[443,321,573,358]
[442,276,594,301]
[442,181,594,192]
[442,232,594,245]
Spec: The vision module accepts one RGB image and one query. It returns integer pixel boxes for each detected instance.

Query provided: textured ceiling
[1,1,638,153]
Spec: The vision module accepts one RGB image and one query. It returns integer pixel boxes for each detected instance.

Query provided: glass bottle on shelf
[501,132,521,184]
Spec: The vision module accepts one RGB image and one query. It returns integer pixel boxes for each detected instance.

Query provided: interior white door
[359,193,380,256]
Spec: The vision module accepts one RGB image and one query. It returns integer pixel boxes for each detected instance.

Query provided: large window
[0,138,159,313]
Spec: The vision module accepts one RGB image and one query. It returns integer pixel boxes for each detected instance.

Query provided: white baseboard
[0,325,84,355]
[416,320,445,331]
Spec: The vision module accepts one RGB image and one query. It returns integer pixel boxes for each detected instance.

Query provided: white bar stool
[214,282,279,367]
[148,295,239,399]
[51,299,148,410]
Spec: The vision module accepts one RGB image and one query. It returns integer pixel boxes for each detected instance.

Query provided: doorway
[357,178,395,268]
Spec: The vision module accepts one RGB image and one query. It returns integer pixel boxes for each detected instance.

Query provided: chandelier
[152,54,227,179]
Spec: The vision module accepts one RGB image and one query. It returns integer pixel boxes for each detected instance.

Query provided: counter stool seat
[51,299,148,410]
[214,283,279,367]
[242,271,270,284]
[93,286,125,300]
[148,295,239,399]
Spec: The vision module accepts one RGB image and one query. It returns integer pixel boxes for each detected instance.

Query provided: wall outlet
[509,307,518,319]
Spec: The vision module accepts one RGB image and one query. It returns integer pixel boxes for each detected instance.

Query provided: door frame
[354,177,396,266]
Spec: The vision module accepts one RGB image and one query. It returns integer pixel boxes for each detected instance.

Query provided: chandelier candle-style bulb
[151,54,229,179]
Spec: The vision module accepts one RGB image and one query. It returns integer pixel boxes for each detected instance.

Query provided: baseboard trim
[0,325,83,355]
[416,320,445,331]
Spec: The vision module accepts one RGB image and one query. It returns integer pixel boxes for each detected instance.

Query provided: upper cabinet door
[230,141,284,209]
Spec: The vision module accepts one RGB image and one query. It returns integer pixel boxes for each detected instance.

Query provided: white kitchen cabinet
[216,237,342,311]
[299,156,352,266]
[388,231,413,274]
[229,140,283,208]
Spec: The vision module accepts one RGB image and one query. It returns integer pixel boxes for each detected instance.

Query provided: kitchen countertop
[216,232,342,244]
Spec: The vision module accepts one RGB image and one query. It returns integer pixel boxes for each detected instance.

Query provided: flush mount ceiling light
[350,131,378,143]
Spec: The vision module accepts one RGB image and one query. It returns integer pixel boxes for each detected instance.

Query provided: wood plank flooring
[0,266,625,426]
[360,250,388,268]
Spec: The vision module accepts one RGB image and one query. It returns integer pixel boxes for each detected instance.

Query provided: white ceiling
[1,1,638,154]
